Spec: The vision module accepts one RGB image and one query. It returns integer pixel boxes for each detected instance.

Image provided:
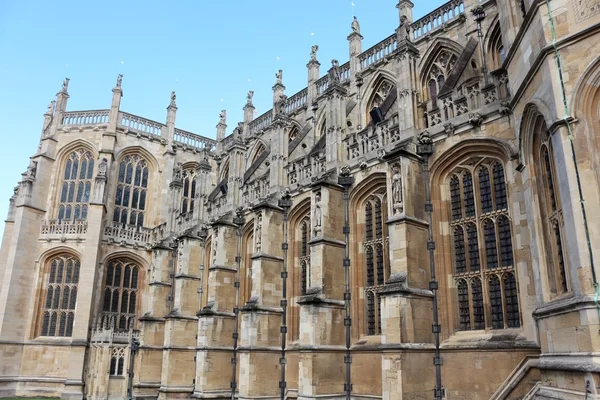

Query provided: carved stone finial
[313,191,322,237]
[170,91,177,107]
[24,160,37,180]
[351,16,361,34]
[340,165,351,177]
[310,45,319,61]
[499,101,510,116]
[116,74,123,88]
[391,164,404,215]
[247,90,254,106]
[45,100,55,116]
[399,15,411,41]
[173,162,183,181]
[219,109,227,124]
[97,158,108,177]
[443,122,455,136]
[236,206,244,218]
[276,69,283,85]
[468,112,484,127]
[328,59,341,83]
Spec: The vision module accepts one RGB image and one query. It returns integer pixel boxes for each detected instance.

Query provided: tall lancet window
[449,159,520,331]
[113,155,149,227]
[181,169,197,215]
[40,254,80,337]
[299,217,311,295]
[101,259,140,331]
[58,150,94,221]
[363,192,389,335]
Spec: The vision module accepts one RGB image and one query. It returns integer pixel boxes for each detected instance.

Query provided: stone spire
[273,70,286,117]
[165,91,177,153]
[397,0,414,24]
[307,45,321,106]
[55,78,70,114]
[216,110,227,154]
[108,74,123,132]
[348,16,364,81]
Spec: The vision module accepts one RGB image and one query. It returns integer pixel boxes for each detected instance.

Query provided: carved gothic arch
[419,38,463,100]
[485,18,504,70]
[219,156,230,183]
[517,100,555,166]
[101,250,150,270]
[116,146,160,174]
[55,139,99,166]
[363,73,398,123]
[247,139,268,166]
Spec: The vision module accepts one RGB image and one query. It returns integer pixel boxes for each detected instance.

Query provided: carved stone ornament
[170,91,177,107]
[469,112,484,127]
[255,213,262,252]
[443,122,455,135]
[391,164,404,215]
[116,74,123,88]
[313,191,322,237]
[219,110,227,124]
[398,15,411,42]
[418,130,433,145]
[328,59,341,83]
[97,158,108,177]
[310,45,319,61]
[276,70,283,85]
[61,78,70,94]
[247,91,254,106]
[499,101,510,116]
[351,16,361,34]
[173,163,183,181]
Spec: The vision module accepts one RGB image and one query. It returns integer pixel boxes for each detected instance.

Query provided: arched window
[101,259,140,331]
[449,158,520,331]
[366,78,396,124]
[423,50,458,102]
[181,169,197,215]
[113,155,149,227]
[487,22,505,70]
[58,150,94,222]
[40,254,80,337]
[110,347,126,376]
[363,192,389,335]
[534,134,568,295]
[299,217,311,295]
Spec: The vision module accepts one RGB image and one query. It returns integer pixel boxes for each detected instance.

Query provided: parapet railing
[61,110,110,126]
[249,110,273,135]
[119,112,164,137]
[286,88,309,114]
[104,221,152,245]
[411,0,465,40]
[40,219,88,237]
[174,128,217,151]
[359,34,398,70]
[316,75,330,96]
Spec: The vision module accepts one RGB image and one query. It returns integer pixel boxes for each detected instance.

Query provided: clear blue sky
[0,0,443,231]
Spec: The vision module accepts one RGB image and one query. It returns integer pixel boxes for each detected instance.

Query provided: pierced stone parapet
[103,221,152,248]
[40,219,87,241]
[411,0,465,41]
[61,110,109,126]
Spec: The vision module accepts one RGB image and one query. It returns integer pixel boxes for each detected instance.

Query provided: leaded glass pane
[375,199,383,239]
[467,223,480,272]
[503,273,520,328]
[489,275,504,329]
[301,260,307,295]
[365,202,373,241]
[301,223,308,257]
[472,278,485,329]
[367,291,376,335]
[554,224,568,293]
[493,163,508,210]
[125,163,133,184]
[41,255,78,337]
[484,219,498,269]
[117,357,125,376]
[479,167,493,213]
[58,151,93,221]
[110,357,117,375]
[498,216,514,267]
[543,146,557,212]
[366,246,374,287]
[450,175,462,220]
[454,227,466,274]
[101,260,140,331]
[377,295,382,335]
[463,173,475,218]
[457,279,470,330]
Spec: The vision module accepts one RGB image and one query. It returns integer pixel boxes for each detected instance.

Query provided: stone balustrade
[287,151,326,186]
[285,88,309,114]
[242,174,270,207]
[174,211,196,233]
[174,128,217,151]
[40,219,88,239]
[149,222,168,244]
[119,112,164,137]
[248,110,273,135]
[344,113,400,162]
[316,76,329,96]
[359,34,398,70]
[411,0,465,40]
[339,61,351,82]
[61,110,110,126]
[103,221,152,246]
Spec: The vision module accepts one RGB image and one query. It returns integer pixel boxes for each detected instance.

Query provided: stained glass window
[484,219,498,269]
[479,167,493,213]
[58,150,94,221]
[467,223,481,272]
[41,254,80,337]
[181,169,197,215]
[367,291,376,336]
[554,224,567,293]
[503,273,520,328]
[450,175,462,220]
[299,218,311,296]
[463,172,475,218]
[493,163,508,210]
[472,277,485,329]
[113,155,149,227]
[457,279,470,330]
[454,227,466,274]
[489,275,504,329]
[375,198,383,239]
[366,246,374,287]
[365,202,373,241]
[498,216,514,267]
[101,259,139,331]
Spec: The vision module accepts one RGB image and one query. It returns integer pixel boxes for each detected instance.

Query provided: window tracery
[425,50,458,102]
[363,191,389,335]
[58,150,94,222]
[299,217,311,295]
[40,254,80,337]
[109,347,126,376]
[113,155,149,227]
[181,169,197,215]
[101,259,140,331]
[449,158,520,331]
[535,137,568,294]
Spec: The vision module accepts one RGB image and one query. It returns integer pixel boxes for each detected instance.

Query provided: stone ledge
[296,288,345,307]
[533,294,599,319]
[208,264,237,273]
[386,214,429,228]
[250,252,284,262]
[307,236,346,247]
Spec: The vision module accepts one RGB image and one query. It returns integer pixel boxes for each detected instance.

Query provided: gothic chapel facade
[1,0,599,399]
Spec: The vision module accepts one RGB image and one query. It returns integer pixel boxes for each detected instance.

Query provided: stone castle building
[1,0,599,398]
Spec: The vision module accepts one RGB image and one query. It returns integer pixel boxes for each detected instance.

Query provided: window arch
[362,192,389,335]
[534,133,568,295]
[110,347,126,376]
[299,217,311,295]
[58,150,94,222]
[366,78,396,124]
[113,155,149,227]
[181,168,197,215]
[40,254,80,337]
[423,49,458,102]
[487,22,505,70]
[448,158,520,331]
[101,259,140,331]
